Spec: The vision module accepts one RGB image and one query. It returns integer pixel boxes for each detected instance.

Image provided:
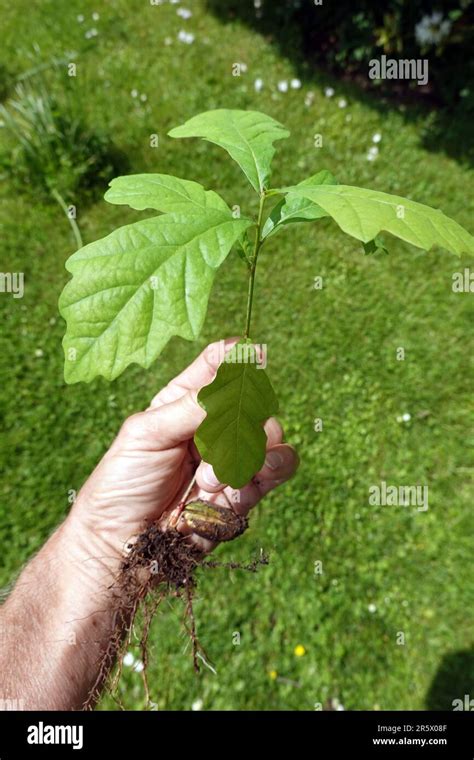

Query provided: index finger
[149,337,240,408]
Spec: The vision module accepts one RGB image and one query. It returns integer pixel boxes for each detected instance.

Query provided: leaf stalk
[244,191,266,339]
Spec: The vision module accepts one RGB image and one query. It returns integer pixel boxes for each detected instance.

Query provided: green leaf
[195,343,279,489]
[281,184,474,256]
[263,170,337,238]
[104,173,229,214]
[59,211,252,383]
[168,109,290,193]
[363,235,389,256]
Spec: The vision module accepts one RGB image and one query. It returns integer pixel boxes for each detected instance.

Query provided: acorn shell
[181,500,248,542]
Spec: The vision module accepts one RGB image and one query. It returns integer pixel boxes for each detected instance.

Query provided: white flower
[304,91,314,106]
[345,114,352,122]
[402,412,411,422]
[92,11,100,21]
[372,132,382,143]
[131,89,138,98]
[366,145,379,161]
[123,652,135,667]
[277,80,288,92]
[324,86,334,98]
[164,36,172,45]
[338,97,347,108]
[177,8,192,19]
[34,349,44,358]
[77,14,84,23]
[330,697,345,711]
[140,93,148,102]
[170,0,181,4]
[290,78,301,89]
[415,12,452,47]
[178,30,195,44]
[133,660,144,673]
[254,77,264,92]
[192,698,204,711]
[85,28,98,39]
[368,603,377,613]
[254,0,262,7]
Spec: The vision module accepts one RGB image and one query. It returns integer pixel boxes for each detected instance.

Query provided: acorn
[181,500,248,543]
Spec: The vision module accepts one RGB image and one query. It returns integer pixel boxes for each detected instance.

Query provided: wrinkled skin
[71,338,299,564]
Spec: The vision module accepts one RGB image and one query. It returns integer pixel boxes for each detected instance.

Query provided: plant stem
[51,188,83,249]
[244,191,266,339]
[166,471,197,530]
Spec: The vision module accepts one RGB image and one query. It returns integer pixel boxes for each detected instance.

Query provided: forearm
[0,515,124,711]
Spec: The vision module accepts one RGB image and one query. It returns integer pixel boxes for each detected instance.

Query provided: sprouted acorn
[181,500,248,543]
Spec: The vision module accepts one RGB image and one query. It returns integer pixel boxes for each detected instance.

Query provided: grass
[0,0,473,711]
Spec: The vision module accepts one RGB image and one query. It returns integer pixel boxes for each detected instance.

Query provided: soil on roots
[122,523,204,590]
[84,521,268,711]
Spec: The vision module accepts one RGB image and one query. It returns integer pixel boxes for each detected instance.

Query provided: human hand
[68,338,299,565]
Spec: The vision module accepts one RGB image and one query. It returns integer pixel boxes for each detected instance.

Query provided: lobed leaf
[281,184,474,256]
[195,343,279,489]
[104,173,229,214]
[263,170,337,238]
[168,109,290,193]
[59,211,252,383]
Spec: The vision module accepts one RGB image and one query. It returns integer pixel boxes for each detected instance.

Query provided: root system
[84,513,268,710]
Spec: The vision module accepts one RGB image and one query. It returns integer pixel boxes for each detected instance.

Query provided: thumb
[120,390,206,450]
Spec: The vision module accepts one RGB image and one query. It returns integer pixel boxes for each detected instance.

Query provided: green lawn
[0,0,473,711]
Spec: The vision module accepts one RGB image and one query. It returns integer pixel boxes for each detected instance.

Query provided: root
[203,549,269,572]
[84,521,269,710]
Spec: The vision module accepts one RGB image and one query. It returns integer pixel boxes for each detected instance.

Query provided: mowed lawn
[0,0,473,710]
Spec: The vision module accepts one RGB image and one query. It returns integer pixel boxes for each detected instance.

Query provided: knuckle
[120,411,144,438]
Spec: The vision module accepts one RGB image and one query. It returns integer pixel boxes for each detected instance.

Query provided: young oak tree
[59,109,474,490]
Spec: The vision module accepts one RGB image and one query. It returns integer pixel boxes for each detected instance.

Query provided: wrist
[58,508,125,588]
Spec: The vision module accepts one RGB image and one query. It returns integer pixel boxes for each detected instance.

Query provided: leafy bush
[0,77,127,202]
[207,0,474,105]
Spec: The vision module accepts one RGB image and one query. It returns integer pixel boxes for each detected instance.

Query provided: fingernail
[265,450,283,470]
[202,465,221,487]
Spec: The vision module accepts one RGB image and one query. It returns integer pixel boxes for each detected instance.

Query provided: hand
[69,338,299,564]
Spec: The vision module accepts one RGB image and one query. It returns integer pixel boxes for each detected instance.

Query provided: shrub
[0,76,127,203]
[207,0,474,106]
